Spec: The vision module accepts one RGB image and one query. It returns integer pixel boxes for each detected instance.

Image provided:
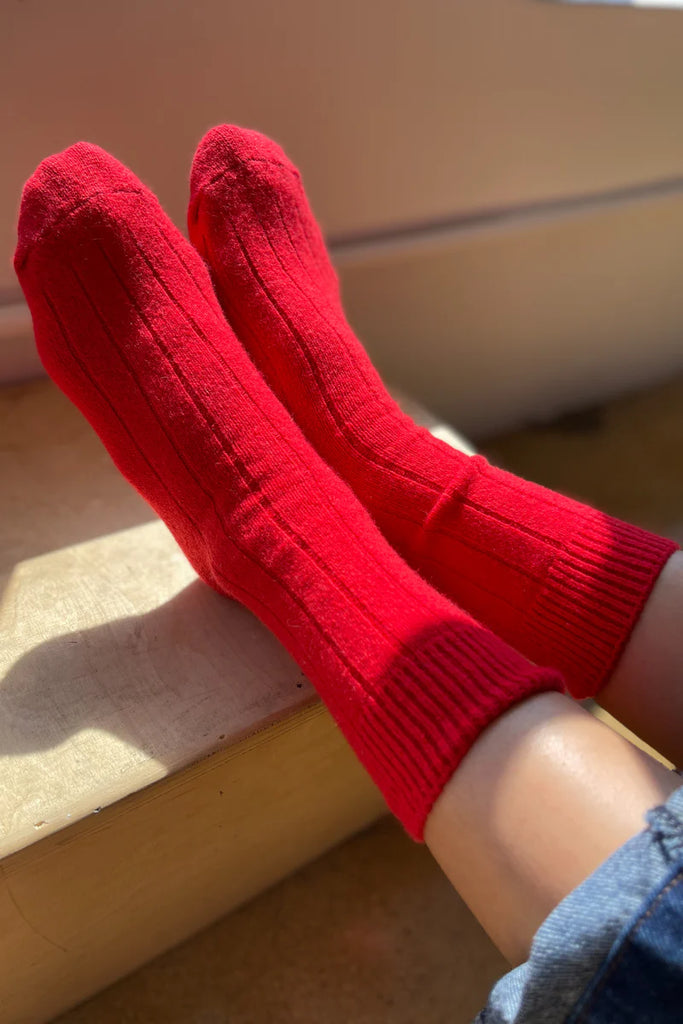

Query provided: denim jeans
[478,781,683,1023]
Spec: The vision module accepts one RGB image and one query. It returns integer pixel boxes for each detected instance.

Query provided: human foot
[16,142,560,838]
[189,125,677,699]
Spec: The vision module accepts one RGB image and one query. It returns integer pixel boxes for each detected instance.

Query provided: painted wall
[3,0,683,433]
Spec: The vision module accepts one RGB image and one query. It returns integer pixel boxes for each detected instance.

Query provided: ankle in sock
[16,142,561,839]
[189,124,678,700]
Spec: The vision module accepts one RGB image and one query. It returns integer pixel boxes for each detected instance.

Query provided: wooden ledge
[0,379,473,1023]
[1,518,323,858]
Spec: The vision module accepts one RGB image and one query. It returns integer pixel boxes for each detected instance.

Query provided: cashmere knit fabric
[189,124,678,699]
[15,142,562,839]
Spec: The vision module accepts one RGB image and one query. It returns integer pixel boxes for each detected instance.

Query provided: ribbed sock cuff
[525,512,678,699]
[347,623,564,840]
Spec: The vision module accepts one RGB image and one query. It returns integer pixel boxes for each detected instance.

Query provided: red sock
[189,125,678,700]
[15,143,560,840]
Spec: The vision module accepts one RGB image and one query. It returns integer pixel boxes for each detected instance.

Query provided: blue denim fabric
[478,782,683,1024]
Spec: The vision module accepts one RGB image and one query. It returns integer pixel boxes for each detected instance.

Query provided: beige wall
[341,192,683,436]
[4,0,683,432]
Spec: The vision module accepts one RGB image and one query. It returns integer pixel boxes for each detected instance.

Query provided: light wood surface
[0,704,385,1024]
[0,379,381,1023]
[0,379,471,862]
[0,378,471,1023]
[1,518,322,858]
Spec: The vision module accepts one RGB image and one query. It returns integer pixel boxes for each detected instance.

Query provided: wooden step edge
[0,700,386,1024]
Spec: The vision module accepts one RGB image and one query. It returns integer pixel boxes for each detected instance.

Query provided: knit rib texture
[189,124,678,700]
[15,143,561,839]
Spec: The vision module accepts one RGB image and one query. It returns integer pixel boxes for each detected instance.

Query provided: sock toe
[189,124,298,206]
[15,143,143,270]
[188,122,338,303]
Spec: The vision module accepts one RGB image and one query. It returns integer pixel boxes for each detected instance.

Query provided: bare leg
[424,691,679,964]
[596,550,683,766]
